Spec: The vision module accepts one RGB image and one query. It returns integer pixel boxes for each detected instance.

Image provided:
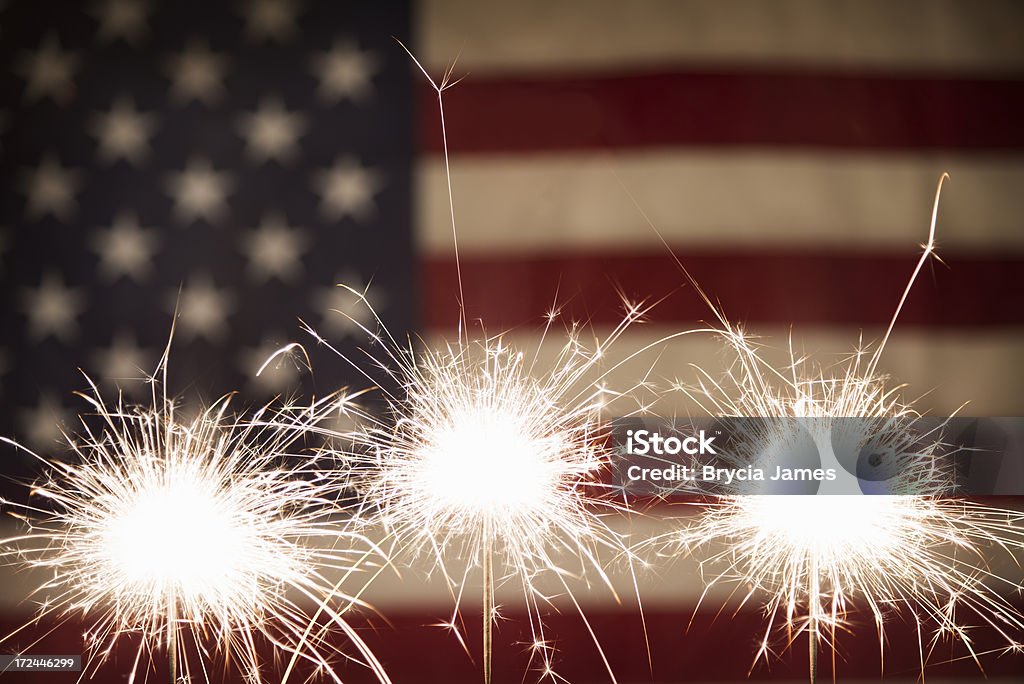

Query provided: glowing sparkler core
[99,473,252,598]
[416,404,568,521]
[744,495,909,556]
[366,343,608,559]
[83,439,307,616]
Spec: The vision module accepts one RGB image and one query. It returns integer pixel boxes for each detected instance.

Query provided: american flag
[1,1,1023,682]
[0,1,414,464]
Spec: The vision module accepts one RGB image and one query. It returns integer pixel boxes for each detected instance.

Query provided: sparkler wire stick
[482,520,494,684]
[807,591,817,684]
[167,599,177,684]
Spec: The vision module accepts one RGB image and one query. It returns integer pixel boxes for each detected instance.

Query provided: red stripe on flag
[419,70,1024,153]
[420,249,1024,329]
[5,607,1022,682]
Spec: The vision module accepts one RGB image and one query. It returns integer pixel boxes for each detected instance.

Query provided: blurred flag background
[0,1,1022,682]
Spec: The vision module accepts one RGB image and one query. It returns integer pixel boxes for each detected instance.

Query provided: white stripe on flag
[419,0,1024,74]
[416,153,1024,255]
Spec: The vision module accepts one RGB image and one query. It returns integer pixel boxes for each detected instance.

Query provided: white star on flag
[17,33,79,104]
[90,96,158,165]
[91,211,159,281]
[165,40,228,105]
[19,395,72,449]
[238,97,306,163]
[241,213,309,283]
[314,156,383,221]
[243,0,301,43]
[21,272,87,343]
[91,0,151,44]
[174,276,235,341]
[166,158,234,224]
[21,154,81,222]
[311,39,378,103]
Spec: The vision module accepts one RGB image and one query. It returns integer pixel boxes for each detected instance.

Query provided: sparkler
[307,291,651,684]
[0,345,392,684]
[298,45,659,684]
[654,175,1024,681]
